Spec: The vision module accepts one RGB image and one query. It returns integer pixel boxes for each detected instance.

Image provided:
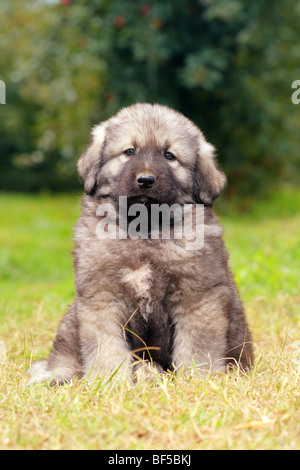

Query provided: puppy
[28,103,253,385]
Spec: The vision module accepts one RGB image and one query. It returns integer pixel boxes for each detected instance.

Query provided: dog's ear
[194,138,227,206]
[77,123,107,194]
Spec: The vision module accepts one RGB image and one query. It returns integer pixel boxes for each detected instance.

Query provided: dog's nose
[136,174,156,190]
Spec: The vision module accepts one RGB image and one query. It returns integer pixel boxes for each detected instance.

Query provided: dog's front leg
[77,298,132,380]
[171,291,229,376]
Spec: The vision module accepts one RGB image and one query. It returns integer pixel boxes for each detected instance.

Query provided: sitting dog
[28,103,253,385]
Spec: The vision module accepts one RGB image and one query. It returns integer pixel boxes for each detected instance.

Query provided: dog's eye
[164,151,176,161]
[124,148,135,156]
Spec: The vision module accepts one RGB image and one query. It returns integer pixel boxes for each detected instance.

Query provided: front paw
[133,360,164,382]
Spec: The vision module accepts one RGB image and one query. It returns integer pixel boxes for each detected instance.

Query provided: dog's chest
[120,264,158,320]
[118,240,194,319]
[120,262,173,370]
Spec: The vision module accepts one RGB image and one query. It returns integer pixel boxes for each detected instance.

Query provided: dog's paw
[27,360,54,386]
[27,360,78,387]
[133,361,164,382]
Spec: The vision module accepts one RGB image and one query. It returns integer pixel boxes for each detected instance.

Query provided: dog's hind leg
[27,304,83,386]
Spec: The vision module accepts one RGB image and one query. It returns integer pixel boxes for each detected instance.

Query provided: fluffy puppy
[28,103,253,385]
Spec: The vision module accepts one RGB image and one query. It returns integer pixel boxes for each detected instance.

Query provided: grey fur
[28,103,253,386]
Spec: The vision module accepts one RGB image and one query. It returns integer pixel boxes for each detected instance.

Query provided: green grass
[0,188,300,450]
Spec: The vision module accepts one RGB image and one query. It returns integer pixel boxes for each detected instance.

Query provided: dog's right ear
[77,123,107,194]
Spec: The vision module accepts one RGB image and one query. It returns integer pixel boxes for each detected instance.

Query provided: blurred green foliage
[0,0,299,194]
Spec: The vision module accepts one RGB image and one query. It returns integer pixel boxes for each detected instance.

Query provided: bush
[0,0,299,194]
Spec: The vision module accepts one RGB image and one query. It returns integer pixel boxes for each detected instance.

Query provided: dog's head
[77,103,226,207]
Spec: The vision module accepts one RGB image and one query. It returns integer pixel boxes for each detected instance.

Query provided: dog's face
[77,103,226,207]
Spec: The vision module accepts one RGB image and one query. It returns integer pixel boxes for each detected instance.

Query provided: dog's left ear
[194,138,227,206]
[77,122,107,194]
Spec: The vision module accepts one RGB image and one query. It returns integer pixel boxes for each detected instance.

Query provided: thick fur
[28,103,253,385]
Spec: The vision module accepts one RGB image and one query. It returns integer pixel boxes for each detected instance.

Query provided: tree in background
[0,0,299,194]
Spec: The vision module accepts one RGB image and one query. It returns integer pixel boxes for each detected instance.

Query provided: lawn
[0,189,299,450]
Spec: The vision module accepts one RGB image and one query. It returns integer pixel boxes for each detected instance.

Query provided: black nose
[136,174,156,190]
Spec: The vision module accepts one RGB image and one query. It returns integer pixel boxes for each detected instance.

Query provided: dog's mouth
[127,195,161,207]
